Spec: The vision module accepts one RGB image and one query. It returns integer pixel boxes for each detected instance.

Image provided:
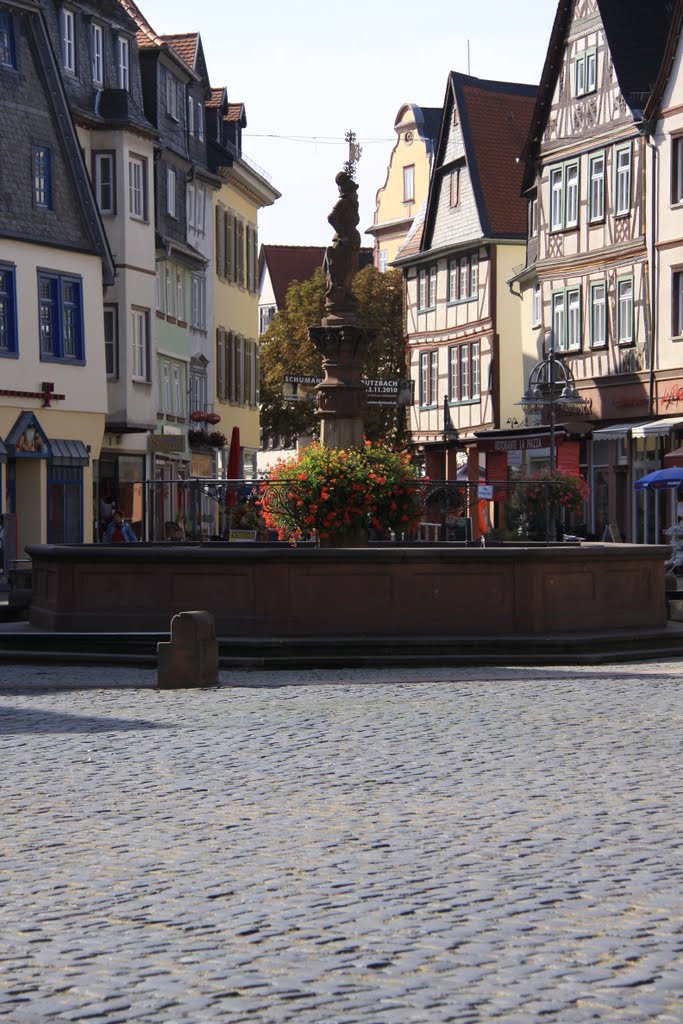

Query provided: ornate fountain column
[309,170,368,450]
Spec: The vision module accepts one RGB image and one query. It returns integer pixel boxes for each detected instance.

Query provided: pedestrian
[104,509,138,543]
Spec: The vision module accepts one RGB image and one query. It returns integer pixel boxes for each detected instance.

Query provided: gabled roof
[644,0,683,119]
[226,102,246,127]
[522,0,677,169]
[161,32,211,85]
[121,0,198,79]
[259,245,373,310]
[207,87,227,110]
[421,72,536,250]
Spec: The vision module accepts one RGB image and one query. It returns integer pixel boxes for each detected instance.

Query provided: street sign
[281,376,414,406]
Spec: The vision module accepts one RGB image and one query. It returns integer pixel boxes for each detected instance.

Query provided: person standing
[104,510,137,543]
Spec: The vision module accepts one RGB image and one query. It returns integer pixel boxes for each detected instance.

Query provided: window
[575,48,596,97]
[33,146,51,208]
[246,225,259,294]
[672,137,683,205]
[403,165,415,203]
[91,23,103,86]
[187,96,194,136]
[672,271,683,337]
[103,305,118,377]
[61,8,76,73]
[166,166,176,217]
[589,152,605,222]
[190,362,208,414]
[38,273,84,362]
[155,265,164,312]
[166,71,178,120]
[448,253,478,302]
[0,12,16,67]
[552,291,565,351]
[0,264,17,356]
[449,342,480,402]
[617,278,633,343]
[565,162,579,228]
[450,168,460,208]
[419,350,438,407]
[550,166,564,231]
[616,145,632,216]
[196,101,204,141]
[532,284,542,328]
[190,273,206,330]
[259,305,275,334]
[428,265,437,308]
[128,155,146,219]
[117,37,129,91]
[550,160,580,230]
[567,288,581,350]
[93,152,114,214]
[186,183,195,228]
[529,195,538,236]
[590,281,606,348]
[173,364,184,418]
[175,267,184,322]
[379,250,388,273]
[132,308,149,379]
[165,264,174,318]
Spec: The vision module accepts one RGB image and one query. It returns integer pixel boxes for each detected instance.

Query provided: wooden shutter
[225,211,233,281]
[215,207,224,280]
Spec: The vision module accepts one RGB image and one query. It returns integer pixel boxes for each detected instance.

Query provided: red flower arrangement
[258,440,422,544]
[521,468,589,515]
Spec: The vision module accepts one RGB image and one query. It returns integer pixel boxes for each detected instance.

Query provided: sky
[141,0,559,248]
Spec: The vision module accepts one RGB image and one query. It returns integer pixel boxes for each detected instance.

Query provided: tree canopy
[259,266,409,447]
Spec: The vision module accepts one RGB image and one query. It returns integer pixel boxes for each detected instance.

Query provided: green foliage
[259,440,422,544]
[259,265,407,446]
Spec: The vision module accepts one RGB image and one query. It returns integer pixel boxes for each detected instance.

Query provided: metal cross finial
[343,130,362,179]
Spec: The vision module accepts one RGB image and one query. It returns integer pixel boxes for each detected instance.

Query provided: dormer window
[117,36,130,91]
[61,8,76,74]
[91,23,103,87]
[165,70,179,120]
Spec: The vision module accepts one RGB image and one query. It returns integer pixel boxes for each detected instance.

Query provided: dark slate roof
[421,107,443,148]
[420,73,536,250]
[260,245,373,310]
[522,0,677,170]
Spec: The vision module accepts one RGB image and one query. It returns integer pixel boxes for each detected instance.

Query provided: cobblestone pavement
[1,662,682,1023]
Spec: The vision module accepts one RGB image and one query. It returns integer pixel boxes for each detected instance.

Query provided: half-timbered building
[516,0,676,542]
[394,72,536,495]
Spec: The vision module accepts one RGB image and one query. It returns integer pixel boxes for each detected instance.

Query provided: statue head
[335,170,357,194]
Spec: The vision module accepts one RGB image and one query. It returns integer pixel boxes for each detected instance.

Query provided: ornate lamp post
[516,330,589,539]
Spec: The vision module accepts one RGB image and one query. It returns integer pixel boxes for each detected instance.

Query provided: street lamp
[516,330,590,539]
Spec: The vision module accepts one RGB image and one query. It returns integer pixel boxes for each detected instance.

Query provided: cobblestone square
[1,662,682,1022]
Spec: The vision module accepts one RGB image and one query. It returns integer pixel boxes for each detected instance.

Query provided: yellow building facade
[366,103,442,271]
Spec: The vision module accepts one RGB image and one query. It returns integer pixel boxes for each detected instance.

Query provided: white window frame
[93,152,114,215]
[471,341,480,399]
[403,164,415,203]
[165,264,174,319]
[567,287,581,351]
[166,166,176,218]
[575,55,585,97]
[132,308,149,380]
[589,152,605,222]
[117,36,130,91]
[672,137,683,205]
[156,266,164,312]
[103,304,118,378]
[379,250,388,273]
[62,8,76,73]
[617,278,633,344]
[550,166,564,231]
[166,71,178,120]
[176,267,184,322]
[459,345,470,401]
[616,145,632,216]
[428,266,437,308]
[552,291,566,351]
[532,284,542,328]
[190,273,206,330]
[565,162,579,229]
[187,96,194,136]
[91,23,103,86]
[586,50,597,93]
[196,101,204,142]
[418,269,427,311]
[529,195,538,236]
[128,156,145,220]
[173,364,183,418]
[590,281,607,348]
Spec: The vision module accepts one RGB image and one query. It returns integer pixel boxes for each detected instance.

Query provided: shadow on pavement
[0,705,165,735]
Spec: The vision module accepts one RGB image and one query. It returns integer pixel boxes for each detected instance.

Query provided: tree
[259,265,408,447]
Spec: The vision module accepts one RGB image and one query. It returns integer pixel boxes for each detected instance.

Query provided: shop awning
[50,439,90,466]
[591,422,644,441]
[630,416,683,438]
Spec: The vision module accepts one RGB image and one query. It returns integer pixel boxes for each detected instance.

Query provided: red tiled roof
[458,78,537,237]
[161,33,198,68]
[262,245,373,310]
[207,88,226,109]
[226,103,244,123]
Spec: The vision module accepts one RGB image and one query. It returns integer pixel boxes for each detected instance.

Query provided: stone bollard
[157,610,219,689]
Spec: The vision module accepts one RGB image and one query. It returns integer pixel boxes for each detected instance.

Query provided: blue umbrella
[634,467,683,490]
